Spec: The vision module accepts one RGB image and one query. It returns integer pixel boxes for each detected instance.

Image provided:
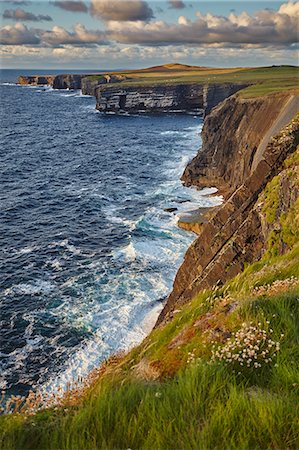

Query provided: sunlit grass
[87,65,299,98]
[1,251,299,449]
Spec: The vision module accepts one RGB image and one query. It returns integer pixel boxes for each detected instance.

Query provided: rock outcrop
[81,74,128,96]
[156,98,299,326]
[52,74,82,90]
[18,73,128,94]
[18,74,83,89]
[95,83,248,114]
[18,75,55,86]
[17,72,248,114]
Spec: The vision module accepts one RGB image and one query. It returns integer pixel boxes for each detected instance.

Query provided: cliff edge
[157,94,299,325]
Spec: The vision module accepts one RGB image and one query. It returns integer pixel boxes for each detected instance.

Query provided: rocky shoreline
[157,92,299,325]
[17,71,299,331]
[17,73,248,115]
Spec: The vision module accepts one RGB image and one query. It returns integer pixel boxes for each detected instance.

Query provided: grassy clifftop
[86,64,299,98]
[1,141,298,449]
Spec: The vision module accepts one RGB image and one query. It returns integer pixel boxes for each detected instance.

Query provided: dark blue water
[0,69,222,396]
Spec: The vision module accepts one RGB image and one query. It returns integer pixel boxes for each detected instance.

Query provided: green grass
[1,243,299,449]
[1,139,299,449]
[85,65,299,98]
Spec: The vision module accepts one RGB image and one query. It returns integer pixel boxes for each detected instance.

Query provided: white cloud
[90,0,153,22]
[106,1,299,47]
[0,23,40,44]
[40,23,108,46]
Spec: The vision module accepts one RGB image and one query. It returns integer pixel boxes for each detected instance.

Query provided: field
[86,63,299,98]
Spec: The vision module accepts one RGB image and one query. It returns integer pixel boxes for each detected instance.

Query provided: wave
[114,242,137,262]
[3,280,55,297]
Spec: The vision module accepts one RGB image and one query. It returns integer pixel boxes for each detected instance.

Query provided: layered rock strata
[17,73,249,114]
[156,98,299,326]
[95,83,248,114]
[18,74,82,89]
[18,75,55,86]
[182,94,299,195]
[18,73,128,94]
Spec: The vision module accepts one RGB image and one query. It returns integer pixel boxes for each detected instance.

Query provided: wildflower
[210,321,280,372]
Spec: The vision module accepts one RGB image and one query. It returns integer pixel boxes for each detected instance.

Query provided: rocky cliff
[95,83,248,114]
[156,96,299,326]
[17,72,248,114]
[18,73,127,93]
[81,74,128,96]
[18,74,84,89]
[182,94,299,195]
[18,75,55,86]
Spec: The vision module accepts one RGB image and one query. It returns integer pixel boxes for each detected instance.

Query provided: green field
[86,64,299,98]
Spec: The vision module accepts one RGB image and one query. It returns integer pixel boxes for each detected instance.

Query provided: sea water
[0,69,222,396]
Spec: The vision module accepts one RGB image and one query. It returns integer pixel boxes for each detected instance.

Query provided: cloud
[2,1,31,4]
[0,23,40,44]
[0,22,108,46]
[90,0,153,21]
[106,1,299,47]
[3,8,52,21]
[51,1,88,13]
[169,0,186,9]
[2,42,296,68]
[1,1,298,53]
[39,23,108,46]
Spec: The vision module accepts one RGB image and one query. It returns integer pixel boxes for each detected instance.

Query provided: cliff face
[156,99,299,326]
[95,83,248,114]
[18,73,128,94]
[81,74,128,96]
[18,74,82,89]
[52,74,82,90]
[182,94,299,196]
[17,73,248,114]
[18,75,55,86]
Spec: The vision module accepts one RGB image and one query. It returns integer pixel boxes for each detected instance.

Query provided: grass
[1,240,299,449]
[84,64,299,98]
[262,175,280,224]
[1,125,298,449]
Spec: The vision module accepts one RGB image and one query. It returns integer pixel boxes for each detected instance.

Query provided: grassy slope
[86,64,299,98]
[1,150,299,449]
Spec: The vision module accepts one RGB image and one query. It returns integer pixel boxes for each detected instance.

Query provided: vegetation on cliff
[4,70,299,450]
[85,64,299,98]
[1,142,298,449]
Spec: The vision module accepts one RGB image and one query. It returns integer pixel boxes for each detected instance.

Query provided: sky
[0,0,298,69]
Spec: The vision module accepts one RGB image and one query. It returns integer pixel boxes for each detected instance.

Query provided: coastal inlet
[0,71,222,397]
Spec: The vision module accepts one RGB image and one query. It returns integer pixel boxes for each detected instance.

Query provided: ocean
[0,69,222,397]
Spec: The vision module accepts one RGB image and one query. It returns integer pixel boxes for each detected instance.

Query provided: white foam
[16,116,224,399]
[115,242,137,262]
[13,245,38,255]
[4,280,55,296]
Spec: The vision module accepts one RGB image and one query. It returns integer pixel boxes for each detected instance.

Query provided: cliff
[18,74,82,89]
[18,73,128,93]
[18,75,55,86]
[182,94,299,195]
[94,82,248,114]
[2,76,299,449]
[156,96,299,325]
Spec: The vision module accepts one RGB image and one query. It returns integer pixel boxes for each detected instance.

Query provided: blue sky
[0,1,298,69]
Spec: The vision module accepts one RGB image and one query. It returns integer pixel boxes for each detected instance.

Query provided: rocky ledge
[17,72,249,115]
[95,83,248,114]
